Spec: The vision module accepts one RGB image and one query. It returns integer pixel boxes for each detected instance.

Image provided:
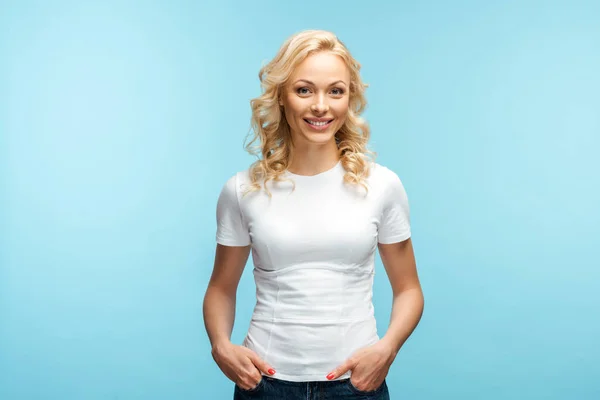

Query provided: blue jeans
[233,375,390,399]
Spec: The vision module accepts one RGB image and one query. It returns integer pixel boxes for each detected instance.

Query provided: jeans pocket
[347,378,385,395]
[236,376,265,394]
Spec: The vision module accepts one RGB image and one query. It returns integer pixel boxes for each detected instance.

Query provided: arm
[203,244,276,389]
[326,237,423,389]
[203,243,251,352]
[378,237,424,356]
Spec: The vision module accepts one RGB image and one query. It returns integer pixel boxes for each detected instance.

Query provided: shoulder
[364,164,410,222]
[222,164,253,187]
[219,167,252,199]
[366,162,409,204]
[367,161,405,186]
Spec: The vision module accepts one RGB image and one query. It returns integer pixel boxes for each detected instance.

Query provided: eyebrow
[294,79,347,87]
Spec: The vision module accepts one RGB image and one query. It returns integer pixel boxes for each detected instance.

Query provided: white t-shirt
[215,159,411,382]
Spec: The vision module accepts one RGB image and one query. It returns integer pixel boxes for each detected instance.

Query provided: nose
[310,95,329,114]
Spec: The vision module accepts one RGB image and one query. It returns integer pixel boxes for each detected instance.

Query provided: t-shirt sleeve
[215,174,251,246]
[378,170,411,244]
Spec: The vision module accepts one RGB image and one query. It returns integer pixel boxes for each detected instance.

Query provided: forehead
[290,51,350,83]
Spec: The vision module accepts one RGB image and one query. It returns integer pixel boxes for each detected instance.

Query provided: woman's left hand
[325,339,397,392]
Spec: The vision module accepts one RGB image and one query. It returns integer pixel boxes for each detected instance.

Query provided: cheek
[334,102,349,123]
[282,105,298,126]
[284,101,306,122]
[285,95,306,113]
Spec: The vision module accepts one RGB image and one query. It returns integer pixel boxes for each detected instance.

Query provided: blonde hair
[243,29,376,197]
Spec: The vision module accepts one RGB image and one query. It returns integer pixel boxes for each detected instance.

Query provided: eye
[331,87,345,96]
[296,87,311,95]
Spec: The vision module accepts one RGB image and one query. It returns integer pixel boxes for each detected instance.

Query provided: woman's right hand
[211,341,276,390]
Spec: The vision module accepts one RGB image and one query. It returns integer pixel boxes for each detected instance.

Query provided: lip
[303,118,334,131]
[305,117,333,122]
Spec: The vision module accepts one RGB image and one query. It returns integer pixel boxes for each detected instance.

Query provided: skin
[279,51,350,176]
[203,50,424,392]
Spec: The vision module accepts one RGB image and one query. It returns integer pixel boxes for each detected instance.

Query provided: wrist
[379,336,400,359]
[211,338,232,357]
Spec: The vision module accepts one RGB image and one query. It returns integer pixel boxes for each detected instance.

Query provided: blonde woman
[203,30,424,399]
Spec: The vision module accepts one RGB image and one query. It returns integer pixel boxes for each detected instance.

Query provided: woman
[203,30,424,399]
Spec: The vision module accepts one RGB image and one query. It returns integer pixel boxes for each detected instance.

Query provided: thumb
[326,357,356,380]
[247,350,276,376]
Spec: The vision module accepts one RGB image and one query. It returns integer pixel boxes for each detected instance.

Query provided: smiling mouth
[304,119,334,129]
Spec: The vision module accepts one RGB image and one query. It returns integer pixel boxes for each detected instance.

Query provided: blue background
[1,1,599,399]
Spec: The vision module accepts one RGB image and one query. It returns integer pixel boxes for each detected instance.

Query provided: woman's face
[280,51,351,147]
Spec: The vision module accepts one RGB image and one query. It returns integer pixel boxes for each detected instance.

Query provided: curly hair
[242,30,376,197]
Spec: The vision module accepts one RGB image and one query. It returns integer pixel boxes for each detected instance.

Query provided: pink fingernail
[326,373,334,380]
[268,369,276,375]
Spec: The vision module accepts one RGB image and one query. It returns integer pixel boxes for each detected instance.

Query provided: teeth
[307,120,330,126]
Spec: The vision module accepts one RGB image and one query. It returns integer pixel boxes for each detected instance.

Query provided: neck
[287,141,341,176]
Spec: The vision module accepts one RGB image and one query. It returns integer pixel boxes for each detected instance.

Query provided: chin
[302,132,336,144]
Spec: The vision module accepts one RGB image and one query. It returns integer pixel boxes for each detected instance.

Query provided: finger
[326,358,356,380]
[244,369,263,389]
[247,350,276,375]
